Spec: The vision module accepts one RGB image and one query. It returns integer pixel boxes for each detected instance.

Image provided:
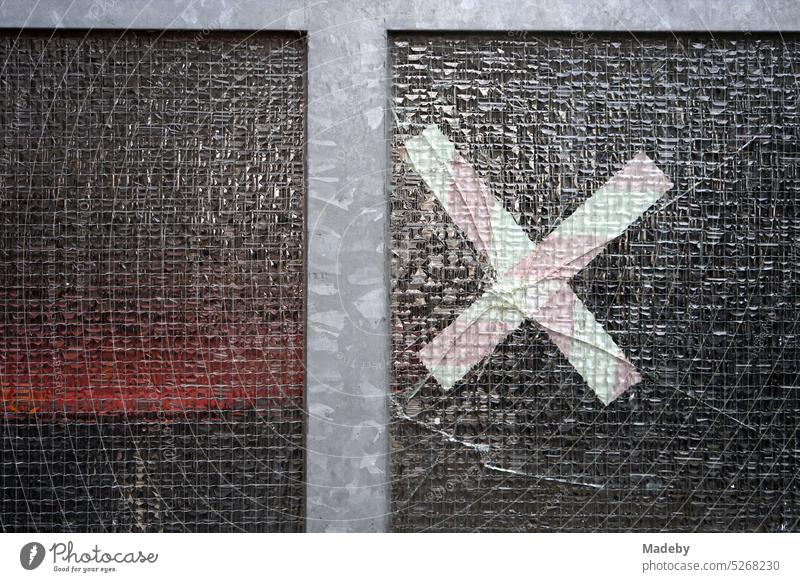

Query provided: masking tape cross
[403,125,673,404]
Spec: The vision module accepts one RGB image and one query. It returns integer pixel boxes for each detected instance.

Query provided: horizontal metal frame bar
[2,1,799,31]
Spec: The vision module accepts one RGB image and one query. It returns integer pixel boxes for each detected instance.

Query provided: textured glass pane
[0,32,305,531]
[390,33,799,532]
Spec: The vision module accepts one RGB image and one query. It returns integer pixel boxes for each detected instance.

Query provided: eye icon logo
[20,542,46,570]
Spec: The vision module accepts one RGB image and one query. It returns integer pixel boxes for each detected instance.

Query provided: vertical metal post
[305,3,390,532]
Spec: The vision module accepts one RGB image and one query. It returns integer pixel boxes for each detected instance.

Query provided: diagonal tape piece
[404,125,673,404]
[405,125,536,274]
[534,280,642,405]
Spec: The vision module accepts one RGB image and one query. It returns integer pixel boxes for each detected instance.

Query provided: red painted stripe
[0,334,303,415]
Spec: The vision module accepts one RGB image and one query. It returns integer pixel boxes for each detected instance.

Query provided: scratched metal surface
[390,33,800,532]
[0,32,305,531]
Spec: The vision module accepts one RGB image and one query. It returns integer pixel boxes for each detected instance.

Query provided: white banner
[0,533,797,581]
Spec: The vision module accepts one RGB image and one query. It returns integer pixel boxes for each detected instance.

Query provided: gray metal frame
[2,0,798,533]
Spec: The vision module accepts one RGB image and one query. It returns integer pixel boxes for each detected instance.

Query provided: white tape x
[404,125,673,404]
